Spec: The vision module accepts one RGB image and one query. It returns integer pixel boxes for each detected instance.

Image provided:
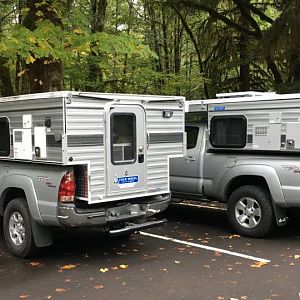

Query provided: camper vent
[255,125,268,136]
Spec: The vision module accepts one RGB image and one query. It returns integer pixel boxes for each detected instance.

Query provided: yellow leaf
[28,37,36,43]
[60,264,76,270]
[99,268,109,273]
[250,261,268,268]
[55,288,67,293]
[119,264,129,269]
[294,255,300,259]
[73,28,82,34]
[229,234,241,239]
[25,56,36,64]
[17,70,26,77]
[36,10,44,17]
[94,285,104,289]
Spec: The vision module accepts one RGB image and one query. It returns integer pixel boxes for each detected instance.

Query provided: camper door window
[111,113,136,164]
[210,115,247,148]
[0,117,10,156]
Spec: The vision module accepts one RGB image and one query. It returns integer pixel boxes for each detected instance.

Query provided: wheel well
[224,176,269,202]
[0,188,26,215]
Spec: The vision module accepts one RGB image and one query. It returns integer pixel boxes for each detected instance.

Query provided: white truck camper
[171,91,300,237]
[0,91,185,257]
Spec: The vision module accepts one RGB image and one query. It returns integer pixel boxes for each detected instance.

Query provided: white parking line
[172,202,227,211]
[139,231,271,263]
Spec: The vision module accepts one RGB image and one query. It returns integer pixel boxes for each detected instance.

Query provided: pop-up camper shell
[0,91,185,204]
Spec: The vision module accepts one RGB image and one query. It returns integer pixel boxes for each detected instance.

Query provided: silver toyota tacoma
[171,92,300,238]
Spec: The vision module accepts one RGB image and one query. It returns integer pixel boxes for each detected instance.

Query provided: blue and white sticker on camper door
[115,175,139,189]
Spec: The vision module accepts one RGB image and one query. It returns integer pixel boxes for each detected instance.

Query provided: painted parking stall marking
[139,231,270,263]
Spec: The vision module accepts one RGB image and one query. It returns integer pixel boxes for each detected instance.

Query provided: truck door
[170,125,205,195]
[107,105,146,196]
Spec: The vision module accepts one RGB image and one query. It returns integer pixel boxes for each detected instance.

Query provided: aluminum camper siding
[144,101,185,195]
[65,96,106,203]
[0,96,64,162]
[206,95,300,151]
[64,95,185,204]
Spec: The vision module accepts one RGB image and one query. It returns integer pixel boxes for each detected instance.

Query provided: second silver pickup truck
[170,92,300,238]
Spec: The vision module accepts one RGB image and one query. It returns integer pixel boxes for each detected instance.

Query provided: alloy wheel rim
[8,212,25,246]
[235,197,261,228]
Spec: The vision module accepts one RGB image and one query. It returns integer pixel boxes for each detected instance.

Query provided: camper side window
[0,117,10,156]
[210,116,247,148]
[111,113,136,164]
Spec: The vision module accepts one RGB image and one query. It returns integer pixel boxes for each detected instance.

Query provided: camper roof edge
[0,91,184,103]
[186,92,300,112]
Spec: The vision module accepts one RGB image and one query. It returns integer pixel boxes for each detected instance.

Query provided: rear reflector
[58,171,75,203]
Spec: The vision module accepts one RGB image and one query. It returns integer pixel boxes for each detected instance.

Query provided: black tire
[3,198,38,258]
[227,185,276,238]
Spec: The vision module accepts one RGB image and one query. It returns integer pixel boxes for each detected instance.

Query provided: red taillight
[58,171,75,203]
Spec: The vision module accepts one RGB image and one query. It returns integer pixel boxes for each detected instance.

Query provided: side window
[111,113,136,164]
[210,116,247,148]
[186,126,199,150]
[0,117,10,156]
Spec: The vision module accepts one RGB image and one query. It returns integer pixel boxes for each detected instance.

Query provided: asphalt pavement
[0,201,299,300]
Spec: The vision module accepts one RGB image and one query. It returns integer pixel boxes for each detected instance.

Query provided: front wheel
[3,198,38,258]
[227,185,275,238]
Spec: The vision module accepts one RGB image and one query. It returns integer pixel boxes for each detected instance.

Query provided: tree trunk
[22,0,67,93]
[85,0,108,92]
[0,57,14,96]
[238,1,250,91]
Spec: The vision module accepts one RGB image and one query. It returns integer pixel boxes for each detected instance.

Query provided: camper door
[107,105,146,196]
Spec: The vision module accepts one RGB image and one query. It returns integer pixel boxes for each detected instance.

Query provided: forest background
[0,0,299,99]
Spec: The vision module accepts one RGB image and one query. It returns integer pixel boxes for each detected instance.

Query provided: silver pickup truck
[170,92,300,238]
[0,92,185,257]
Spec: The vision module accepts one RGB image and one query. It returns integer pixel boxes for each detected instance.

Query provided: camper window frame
[0,116,10,156]
[210,115,247,148]
[110,112,137,165]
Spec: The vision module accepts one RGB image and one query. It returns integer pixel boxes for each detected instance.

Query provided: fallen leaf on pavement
[294,255,300,259]
[111,266,119,270]
[29,262,40,267]
[55,288,67,293]
[60,264,76,270]
[174,260,181,264]
[94,285,104,289]
[19,295,30,299]
[215,251,222,257]
[119,264,129,269]
[229,234,240,239]
[250,261,268,268]
[100,268,109,273]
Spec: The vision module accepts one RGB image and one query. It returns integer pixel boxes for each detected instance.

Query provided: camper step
[109,219,167,236]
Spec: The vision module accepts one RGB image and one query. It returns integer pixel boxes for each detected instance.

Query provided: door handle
[185,156,196,162]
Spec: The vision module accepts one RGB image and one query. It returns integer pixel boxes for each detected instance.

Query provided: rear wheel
[3,198,38,258]
[227,185,275,238]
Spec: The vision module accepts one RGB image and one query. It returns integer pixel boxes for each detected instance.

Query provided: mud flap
[272,202,288,227]
[31,220,53,247]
